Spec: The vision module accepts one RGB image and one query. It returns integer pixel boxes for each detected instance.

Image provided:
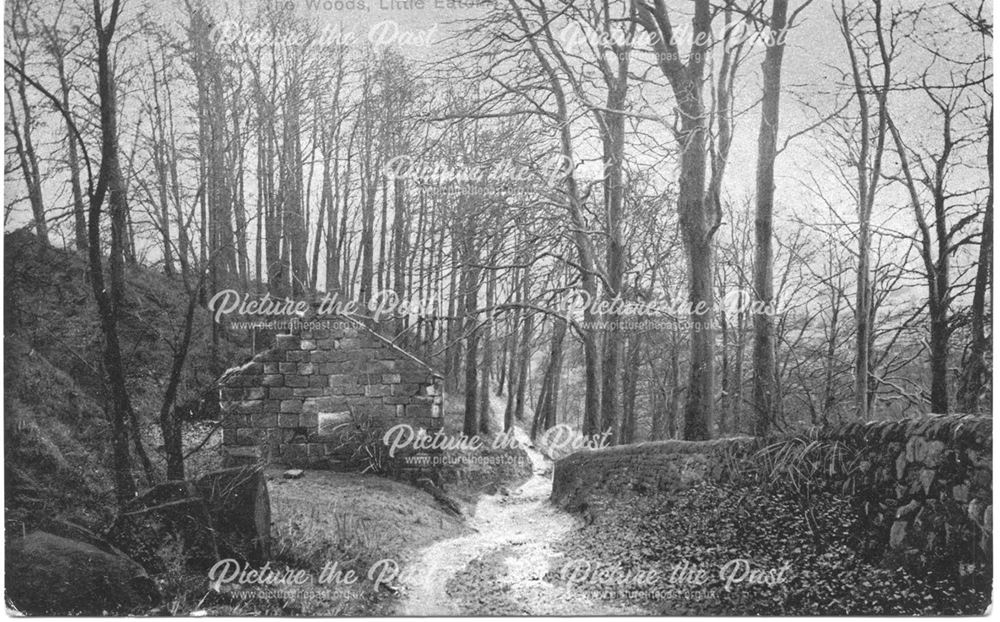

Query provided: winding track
[396,427,644,616]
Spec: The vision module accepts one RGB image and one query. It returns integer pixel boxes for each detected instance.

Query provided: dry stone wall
[551,437,754,508]
[218,317,443,468]
[552,414,991,578]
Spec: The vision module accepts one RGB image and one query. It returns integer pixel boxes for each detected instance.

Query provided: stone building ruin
[217,314,443,468]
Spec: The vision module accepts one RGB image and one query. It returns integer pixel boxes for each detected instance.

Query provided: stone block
[278,414,300,428]
[223,414,250,429]
[285,375,309,388]
[298,363,316,375]
[407,404,432,418]
[292,388,324,398]
[252,413,277,428]
[244,388,266,401]
[275,334,300,349]
[269,388,294,399]
[221,388,245,401]
[310,351,333,363]
[265,429,282,447]
[399,371,431,384]
[280,400,303,414]
[262,374,284,388]
[231,375,262,388]
[257,349,285,362]
[916,438,945,466]
[279,362,297,374]
[896,499,921,520]
[966,449,990,468]
[286,351,307,362]
[300,340,316,351]
[896,452,908,480]
[918,468,936,496]
[342,384,365,396]
[364,385,390,398]
[365,360,395,373]
[244,362,264,375]
[329,374,355,386]
[232,400,263,415]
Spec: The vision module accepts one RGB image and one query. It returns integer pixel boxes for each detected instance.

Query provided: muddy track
[396,428,645,616]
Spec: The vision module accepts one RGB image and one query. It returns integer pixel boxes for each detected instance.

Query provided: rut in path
[396,427,645,616]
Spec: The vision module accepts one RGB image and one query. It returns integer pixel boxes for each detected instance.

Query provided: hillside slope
[4,230,244,535]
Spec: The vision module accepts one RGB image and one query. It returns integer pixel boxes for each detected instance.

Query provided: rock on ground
[6,530,159,615]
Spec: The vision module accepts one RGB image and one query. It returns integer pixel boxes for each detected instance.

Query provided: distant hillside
[4,230,245,536]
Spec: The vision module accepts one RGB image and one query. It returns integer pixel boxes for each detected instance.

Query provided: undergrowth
[552,482,989,615]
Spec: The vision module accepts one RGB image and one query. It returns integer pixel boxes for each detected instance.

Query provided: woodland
[4,0,993,505]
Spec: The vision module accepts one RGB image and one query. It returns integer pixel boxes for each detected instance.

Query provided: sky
[5,0,992,294]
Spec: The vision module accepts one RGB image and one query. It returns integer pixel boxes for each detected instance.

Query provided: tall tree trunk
[635,0,715,440]
[232,100,249,288]
[91,0,136,505]
[51,47,88,252]
[599,52,629,445]
[620,333,641,444]
[751,0,788,436]
[512,296,533,427]
[839,0,890,420]
[509,0,601,436]
[283,80,309,297]
[478,266,496,435]
[533,318,566,437]
[462,260,481,437]
[444,244,461,391]
[393,178,408,338]
[958,109,992,413]
[8,82,47,244]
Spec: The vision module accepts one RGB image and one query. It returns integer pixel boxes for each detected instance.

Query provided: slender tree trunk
[8,85,47,244]
[393,178,408,337]
[599,72,628,445]
[478,266,495,435]
[635,0,714,440]
[52,49,88,252]
[91,0,136,505]
[512,300,533,427]
[620,333,641,444]
[958,110,992,412]
[462,259,481,437]
[751,0,788,437]
[533,318,566,437]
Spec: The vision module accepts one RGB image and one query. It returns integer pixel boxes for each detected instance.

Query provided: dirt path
[396,428,645,616]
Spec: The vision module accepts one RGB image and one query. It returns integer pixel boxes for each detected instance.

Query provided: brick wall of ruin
[218,319,443,468]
